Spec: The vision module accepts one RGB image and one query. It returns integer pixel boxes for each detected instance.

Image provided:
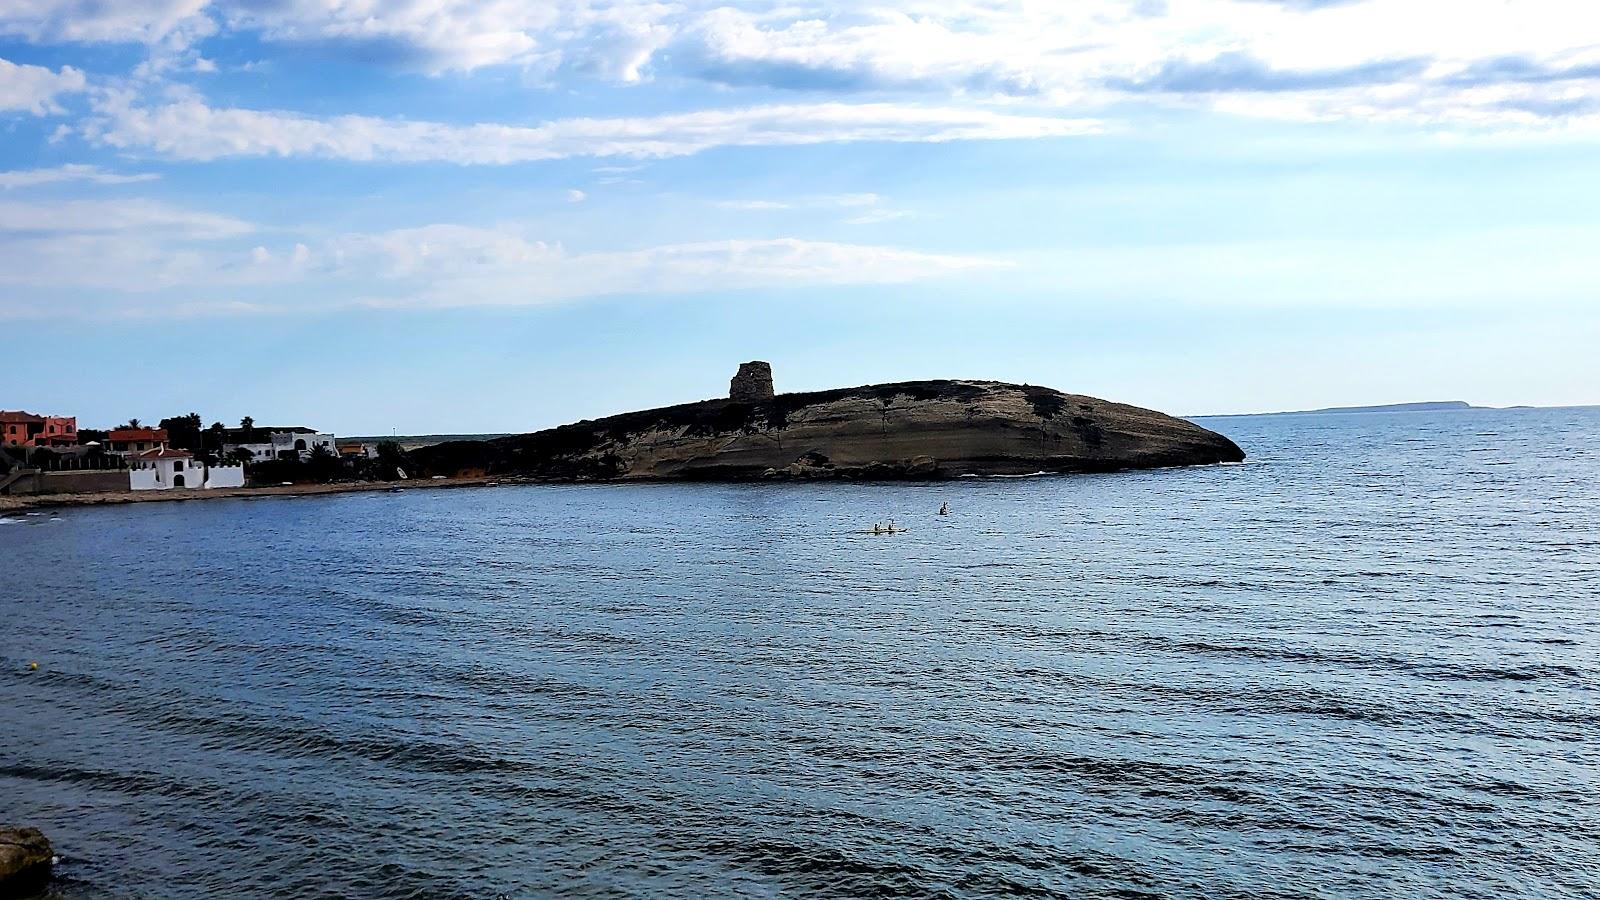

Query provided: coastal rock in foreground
[0,827,53,897]
[414,371,1244,481]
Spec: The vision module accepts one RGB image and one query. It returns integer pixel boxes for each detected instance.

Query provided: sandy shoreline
[0,477,494,514]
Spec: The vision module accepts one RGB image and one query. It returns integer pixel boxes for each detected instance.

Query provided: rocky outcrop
[728,361,775,402]
[0,827,53,897]
[413,378,1244,481]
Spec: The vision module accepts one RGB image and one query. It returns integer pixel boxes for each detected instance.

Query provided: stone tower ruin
[729,361,775,402]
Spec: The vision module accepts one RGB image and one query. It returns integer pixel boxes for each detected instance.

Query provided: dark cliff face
[412,380,1245,481]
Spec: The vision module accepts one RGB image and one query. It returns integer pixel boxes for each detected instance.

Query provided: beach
[0,476,492,514]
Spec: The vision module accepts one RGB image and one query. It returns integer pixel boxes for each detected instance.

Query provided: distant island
[412,362,1244,481]
[343,433,512,450]
[1198,401,1487,418]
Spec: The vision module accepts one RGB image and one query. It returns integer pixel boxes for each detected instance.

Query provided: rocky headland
[411,363,1244,481]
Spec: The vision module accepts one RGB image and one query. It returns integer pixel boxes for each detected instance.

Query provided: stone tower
[729,361,775,402]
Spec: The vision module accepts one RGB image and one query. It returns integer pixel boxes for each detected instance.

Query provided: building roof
[0,410,46,424]
[222,426,323,441]
[109,427,169,442]
[137,447,192,460]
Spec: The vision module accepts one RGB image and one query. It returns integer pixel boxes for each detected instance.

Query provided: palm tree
[240,416,255,431]
[125,418,142,429]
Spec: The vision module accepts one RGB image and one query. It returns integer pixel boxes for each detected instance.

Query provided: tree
[375,441,411,481]
[159,413,204,451]
[307,444,343,481]
[228,447,255,465]
[240,416,254,431]
[204,422,226,455]
[125,418,142,429]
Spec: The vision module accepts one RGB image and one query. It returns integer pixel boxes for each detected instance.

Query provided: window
[174,460,184,471]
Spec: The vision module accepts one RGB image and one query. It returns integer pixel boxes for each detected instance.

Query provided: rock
[0,827,53,897]
[413,378,1245,481]
[728,361,775,402]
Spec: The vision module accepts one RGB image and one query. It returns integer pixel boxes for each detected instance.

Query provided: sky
[1,0,1597,433]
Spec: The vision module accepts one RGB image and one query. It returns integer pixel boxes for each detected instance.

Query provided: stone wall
[7,470,129,495]
[729,361,775,402]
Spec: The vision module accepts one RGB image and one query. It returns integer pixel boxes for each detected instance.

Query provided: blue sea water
[3,407,1598,899]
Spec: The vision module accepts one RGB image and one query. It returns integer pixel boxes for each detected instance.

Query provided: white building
[221,426,336,463]
[129,448,245,491]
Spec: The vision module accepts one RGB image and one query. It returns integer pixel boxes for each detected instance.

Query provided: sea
[3,407,1597,899]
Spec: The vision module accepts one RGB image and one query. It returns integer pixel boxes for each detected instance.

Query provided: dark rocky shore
[0,827,52,897]
[413,365,1244,481]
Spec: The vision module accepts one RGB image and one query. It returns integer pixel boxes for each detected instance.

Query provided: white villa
[129,448,245,491]
[221,426,336,463]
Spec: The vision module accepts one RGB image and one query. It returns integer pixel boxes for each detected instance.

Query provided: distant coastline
[1195,401,1535,418]
[343,434,512,450]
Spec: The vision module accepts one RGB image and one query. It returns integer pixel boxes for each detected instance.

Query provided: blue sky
[2,1,1597,433]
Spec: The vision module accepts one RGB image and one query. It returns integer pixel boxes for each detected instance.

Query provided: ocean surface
[3,407,1598,899]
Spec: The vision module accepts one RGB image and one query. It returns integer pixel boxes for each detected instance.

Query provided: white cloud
[0,216,1005,318]
[0,0,212,45]
[821,193,881,208]
[80,97,1101,163]
[566,189,587,203]
[6,1,1599,133]
[844,208,913,226]
[667,1,1600,129]
[716,194,878,211]
[219,0,553,73]
[0,233,229,297]
[0,198,252,236]
[0,164,159,189]
[1204,78,1600,134]
[717,192,911,224]
[309,229,1009,310]
[716,200,790,211]
[0,0,675,75]
[0,57,86,114]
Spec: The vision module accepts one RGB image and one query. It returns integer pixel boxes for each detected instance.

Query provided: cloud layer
[0,205,1006,318]
[79,97,1100,163]
[0,164,158,189]
[3,0,1596,323]
[5,0,1598,132]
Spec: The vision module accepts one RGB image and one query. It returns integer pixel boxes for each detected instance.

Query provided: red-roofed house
[107,427,169,457]
[1,410,77,447]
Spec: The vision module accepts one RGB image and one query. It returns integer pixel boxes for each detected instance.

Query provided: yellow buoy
[28,661,39,671]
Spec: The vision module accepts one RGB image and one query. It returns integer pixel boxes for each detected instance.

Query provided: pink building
[0,410,78,447]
